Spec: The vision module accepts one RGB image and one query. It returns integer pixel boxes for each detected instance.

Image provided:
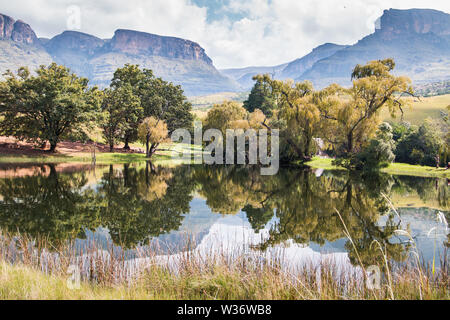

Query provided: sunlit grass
[0,231,448,300]
[0,143,204,165]
[380,94,450,125]
[306,157,450,178]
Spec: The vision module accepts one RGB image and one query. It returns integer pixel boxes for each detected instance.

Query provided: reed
[0,230,448,300]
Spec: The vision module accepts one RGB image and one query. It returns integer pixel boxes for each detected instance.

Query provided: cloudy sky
[1,0,449,68]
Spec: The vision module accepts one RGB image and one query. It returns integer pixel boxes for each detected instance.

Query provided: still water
[0,162,448,269]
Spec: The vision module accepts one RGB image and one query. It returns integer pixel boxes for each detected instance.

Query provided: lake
[0,162,448,271]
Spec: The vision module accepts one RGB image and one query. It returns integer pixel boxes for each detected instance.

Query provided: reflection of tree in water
[95,163,195,248]
[0,164,100,245]
[193,167,408,267]
[391,176,449,210]
[0,163,445,264]
[0,163,195,249]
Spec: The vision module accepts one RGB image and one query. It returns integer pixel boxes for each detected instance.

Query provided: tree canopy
[0,63,101,151]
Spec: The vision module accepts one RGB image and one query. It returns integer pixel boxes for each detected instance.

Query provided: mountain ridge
[0,13,239,96]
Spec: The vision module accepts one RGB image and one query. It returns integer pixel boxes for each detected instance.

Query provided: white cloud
[0,0,449,68]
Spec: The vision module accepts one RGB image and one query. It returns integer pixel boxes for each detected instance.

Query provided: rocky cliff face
[43,29,236,95]
[0,14,39,45]
[106,29,213,64]
[378,8,450,39]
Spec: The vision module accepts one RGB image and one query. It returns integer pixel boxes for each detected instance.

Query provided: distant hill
[220,64,288,89]
[0,14,240,96]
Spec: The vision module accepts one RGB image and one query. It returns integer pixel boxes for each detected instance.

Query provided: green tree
[101,85,141,152]
[352,122,396,170]
[395,121,444,166]
[110,65,145,150]
[243,76,277,117]
[0,63,100,152]
[254,75,319,161]
[109,64,193,149]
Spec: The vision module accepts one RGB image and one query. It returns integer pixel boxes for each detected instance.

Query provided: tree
[254,75,319,161]
[203,101,248,134]
[352,122,396,170]
[141,77,194,133]
[0,63,100,152]
[138,117,169,158]
[110,65,145,150]
[319,59,413,163]
[101,86,141,152]
[244,76,277,117]
[109,64,193,149]
[395,121,444,166]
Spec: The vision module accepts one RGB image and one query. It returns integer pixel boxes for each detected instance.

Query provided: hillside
[381,94,450,125]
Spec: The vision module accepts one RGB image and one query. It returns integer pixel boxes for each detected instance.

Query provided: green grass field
[0,143,203,165]
[306,157,450,178]
[381,94,450,125]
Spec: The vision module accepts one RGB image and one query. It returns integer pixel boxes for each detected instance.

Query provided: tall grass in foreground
[0,230,448,300]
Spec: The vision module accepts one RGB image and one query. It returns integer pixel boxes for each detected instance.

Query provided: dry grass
[0,230,448,300]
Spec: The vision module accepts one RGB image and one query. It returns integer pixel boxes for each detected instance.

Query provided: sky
[1,0,449,69]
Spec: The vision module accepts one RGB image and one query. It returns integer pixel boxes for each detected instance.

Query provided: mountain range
[0,8,449,96]
[0,13,239,96]
[222,8,450,90]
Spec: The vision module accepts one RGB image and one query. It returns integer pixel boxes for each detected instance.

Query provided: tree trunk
[146,135,150,158]
[148,143,159,158]
[347,132,353,155]
[123,136,130,150]
[109,144,114,152]
[49,142,57,153]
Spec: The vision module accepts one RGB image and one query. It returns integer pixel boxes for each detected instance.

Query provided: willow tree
[138,117,169,158]
[0,64,100,152]
[254,74,319,161]
[319,59,413,162]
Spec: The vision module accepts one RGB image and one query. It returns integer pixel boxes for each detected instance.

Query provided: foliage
[243,76,277,117]
[105,64,193,149]
[0,63,100,152]
[101,85,140,151]
[395,121,444,167]
[321,59,413,162]
[351,122,396,170]
[253,75,319,161]
[203,101,248,134]
[138,117,169,157]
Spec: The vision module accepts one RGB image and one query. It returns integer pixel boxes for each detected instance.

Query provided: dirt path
[0,137,144,156]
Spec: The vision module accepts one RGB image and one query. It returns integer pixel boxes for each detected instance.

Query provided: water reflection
[0,163,448,267]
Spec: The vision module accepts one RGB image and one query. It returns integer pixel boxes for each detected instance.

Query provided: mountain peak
[0,13,39,45]
[107,29,213,65]
[377,8,450,39]
[45,30,105,56]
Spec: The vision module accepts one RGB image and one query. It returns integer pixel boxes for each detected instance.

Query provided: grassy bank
[1,260,447,300]
[306,158,450,178]
[0,143,202,165]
